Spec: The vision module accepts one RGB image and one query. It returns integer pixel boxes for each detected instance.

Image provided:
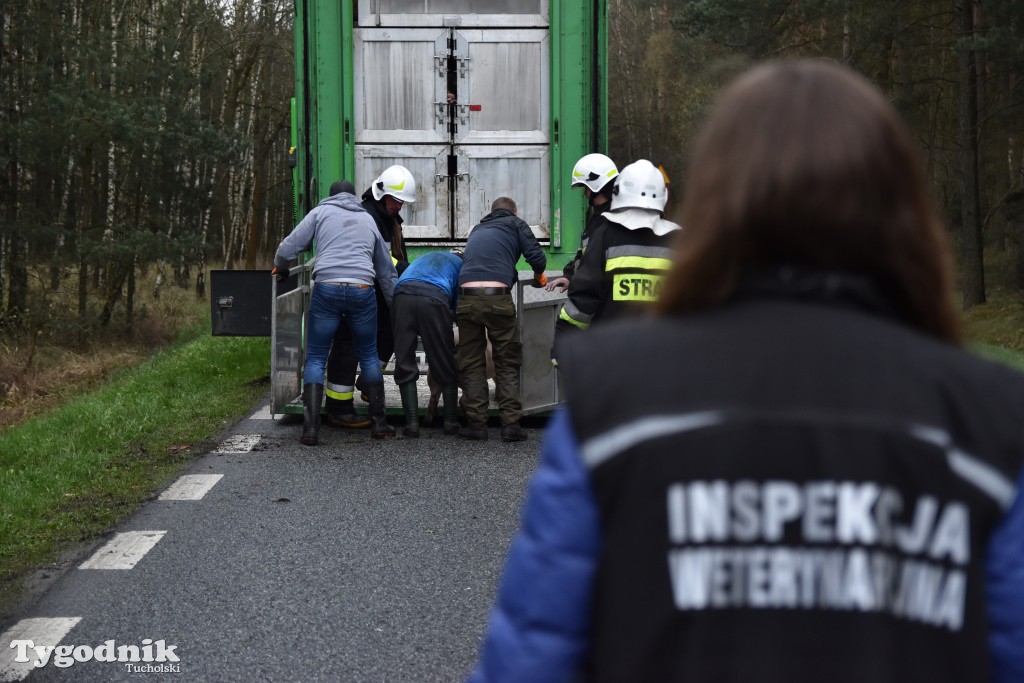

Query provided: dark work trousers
[391,289,457,387]
[455,293,521,428]
[325,286,394,412]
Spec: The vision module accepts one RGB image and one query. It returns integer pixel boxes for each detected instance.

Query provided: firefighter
[545,153,618,293]
[272,179,397,445]
[324,165,416,428]
[551,159,681,362]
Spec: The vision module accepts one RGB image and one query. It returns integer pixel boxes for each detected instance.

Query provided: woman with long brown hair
[469,60,1024,683]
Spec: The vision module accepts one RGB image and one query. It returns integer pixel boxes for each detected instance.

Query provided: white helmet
[610,159,668,213]
[571,153,618,194]
[371,165,417,203]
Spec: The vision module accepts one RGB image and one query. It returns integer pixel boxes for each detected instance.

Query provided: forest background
[1,0,1023,427]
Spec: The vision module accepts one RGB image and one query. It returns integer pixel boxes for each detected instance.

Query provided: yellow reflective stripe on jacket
[325,383,354,401]
[392,255,399,267]
[559,303,591,329]
[604,245,676,273]
[613,273,664,302]
[605,256,673,272]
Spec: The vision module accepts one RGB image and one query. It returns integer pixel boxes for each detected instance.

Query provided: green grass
[0,332,269,609]
[961,279,1024,370]
[972,343,1024,371]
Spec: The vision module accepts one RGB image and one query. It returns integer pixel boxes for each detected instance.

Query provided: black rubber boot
[366,382,396,439]
[399,382,419,437]
[459,424,488,441]
[326,397,371,429]
[500,421,527,442]
[441,385,460,435]
[301,383,323,446]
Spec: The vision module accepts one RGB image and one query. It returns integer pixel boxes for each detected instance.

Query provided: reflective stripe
[605,256,673,272]
[392,255,399,266]
[582,412,724,468]
[613,273,663,302]
[606,245,675,261]
[559,301,592,328]
[325,382,354,401]
[559,308,589,330]
[909,425,1017,509]
[580,411,1019,510]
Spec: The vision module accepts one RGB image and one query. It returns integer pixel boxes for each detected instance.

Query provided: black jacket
[555,217,676,343]
[361,189,407,267]
[562,202,611,280]
[556,269,1024,682]
[459,208,546,286]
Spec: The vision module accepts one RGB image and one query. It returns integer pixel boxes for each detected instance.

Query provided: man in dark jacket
[457,197,546,442]
[324,165,415,427]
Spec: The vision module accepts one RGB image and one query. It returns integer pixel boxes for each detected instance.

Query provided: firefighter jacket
[561,202,610,281]
[470,268,1024,683]
[556,215,678,334]
[361,188,407,272]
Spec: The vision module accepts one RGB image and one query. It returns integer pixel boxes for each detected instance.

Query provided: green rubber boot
[442,384,460,436]
[399,382,420,438]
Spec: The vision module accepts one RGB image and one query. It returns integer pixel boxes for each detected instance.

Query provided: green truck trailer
[292,0,608,260]
[215,1,610,417]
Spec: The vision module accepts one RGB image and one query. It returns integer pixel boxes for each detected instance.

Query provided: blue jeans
[304,283,382,386]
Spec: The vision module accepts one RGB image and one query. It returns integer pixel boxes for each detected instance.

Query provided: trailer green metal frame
[277,2,609,416]
[290,1,608,268]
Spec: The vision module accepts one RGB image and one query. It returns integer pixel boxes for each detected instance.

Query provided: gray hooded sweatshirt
[274,192,397,305]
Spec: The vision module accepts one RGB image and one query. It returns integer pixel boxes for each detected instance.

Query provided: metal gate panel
[353,29,448,144]
[515,271,565,415]
[356,145,450,239]
[456,145,550,239]
[210,269,285,336]
[357,0,548,28]
[454,30,549,145]
[271,269,309,414]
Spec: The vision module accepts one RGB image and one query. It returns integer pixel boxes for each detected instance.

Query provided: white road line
[0,617,81,681]
[249,405,274,420]
[79,531,166,570]
[213,434,262,454]
[158,474,224,501]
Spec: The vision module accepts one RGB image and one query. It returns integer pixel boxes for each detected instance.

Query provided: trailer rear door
[353,2,550,242]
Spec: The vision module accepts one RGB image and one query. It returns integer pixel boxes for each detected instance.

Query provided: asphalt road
[0,396,544,682]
